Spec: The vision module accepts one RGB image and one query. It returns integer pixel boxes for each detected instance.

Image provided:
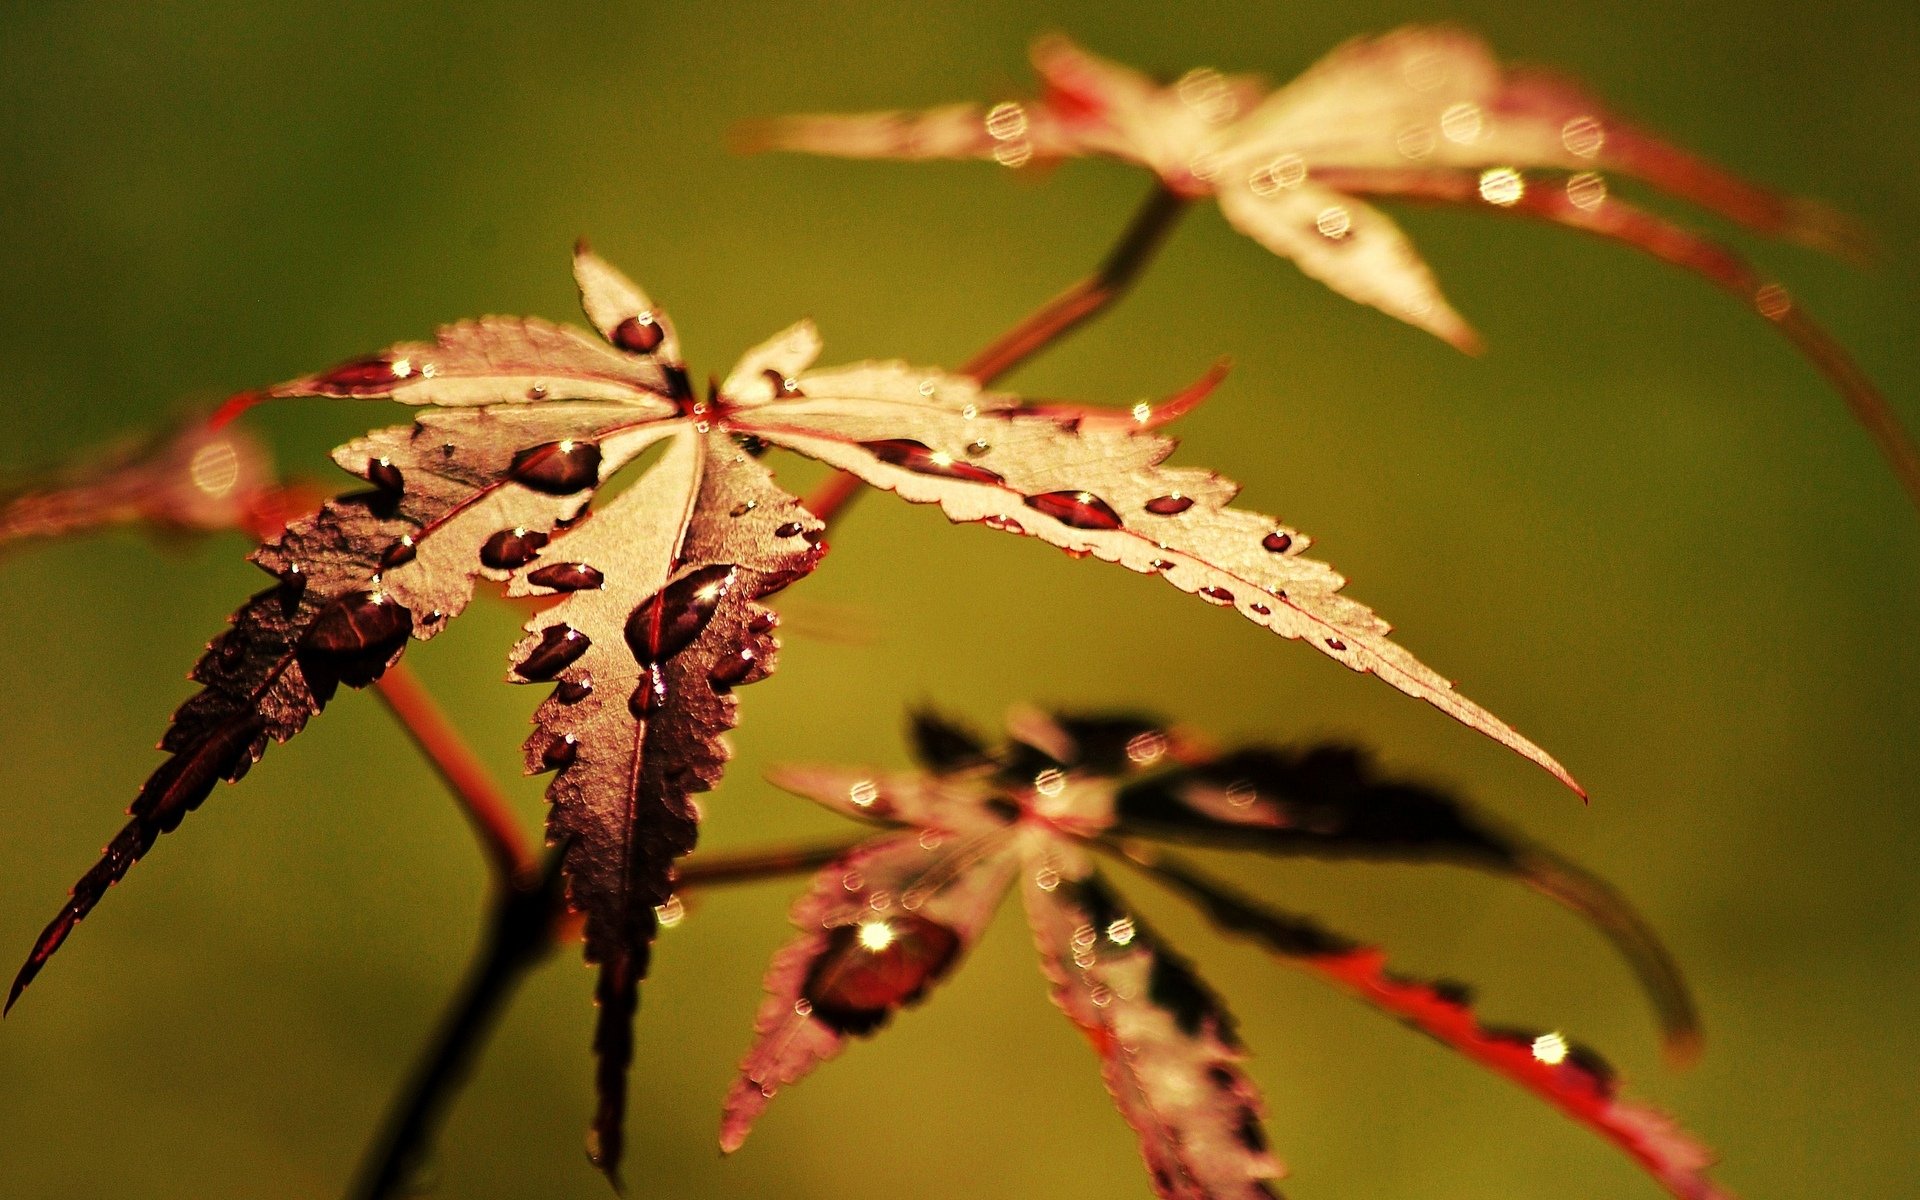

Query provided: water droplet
[1248,602,1271,617]
[800,913,962,1035]
[981,515,1024,534]
[1477,167,1524,207]
[1034,866,1061,892]
[1071,923,1098,952]
[656,894,686,928]
[1560,115,1606,159]
[481,527,549,570]
[1248,152,1307,196]
[541,735,578,771]
[612,313,664,354]
[730,500,758,517]
[624,564,737,664]
[367,457,404,494]
[1324,637,1347,652]
[747,610,778,635]
[509,439,602,495]
[1395,123,1436,160]
[1145,494,1194,516]
[1199,586,1234,605]
[1261,532,1293,554]
[299,590,414,680]
[861,438,1004,484]
[773,521,805,538]
[1025,490,1124,531]
[761,368,802,398]
[1225,780,1256,808]
[964,439,990,458]
[792,997,813,1017]
[984,100,1029,141]
[1089,985,1113,1008]
[277,563,308,615]
[867,891,894,912]
[1315,205,1353,240]
[526,383,548,401]
[556,676,594,704]
[1149,559,1177,573]
[848,779,879,808]
[1124,732,1167,765]
[708,647,757,690]
[516,624,591,681]
[1755,283,1792,321]
[1440,102,1484,145]
[1034,768,1066,797]
[1566,171,1608,211]
[915,829,945,851]
[526,562,605,592]
[318,356,408,395]
[1106,917,1136,946]
[380,536,417,569]
[841,870,865,892]
[628,665,667,718]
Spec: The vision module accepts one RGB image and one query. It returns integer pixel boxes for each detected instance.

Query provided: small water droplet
[1199,586,1234,605]
[1566,171,1608,211]
[656,895,685,928]
[1315,205,1353,240]
[526,383,548,401]
[747,610,778,635]
[1440,102,1484,144]
[481,527,549,570]
[509,440,602,495]
[982,515,1024,534]
[277,563,308,615]
[708,647,757,690]
[1248,602,1272,617]
[1089,985,1113,1008]
[1324,637,1347,651]
[1145,494,1194,516]
[516,625,590,681]
[556,676,594,704]
[848,780,879,808]
[625,564,737,664]
[1226,780,1256,808]
[1560,115,1606,158]
[792,998,813,1017]
[542,735,578,771]
[526,562,604,592]
[1025,490,1124,531]
[841,870,865,892]
[1124,732,1167,765]
[773,521,805,538]
[319,356,408,395]
[367,457,404,494]
[861,438,1004,484]
[761,368,802,397]
[964,439,991,457]
[380,536,417,569]
[1149,558,1177,573]
[730,500,758,518]
[1261,532,1293,554]
[867,891,894,912]
[1034,866,1061,892]
[612,313,664,354]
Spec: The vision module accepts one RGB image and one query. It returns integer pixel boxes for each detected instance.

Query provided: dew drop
[380,536,417,569]
[299,590,414,681]
[656,895,686,928]
[541,735,578,771]
[792,998,813,1017]
[1034,866,1061,892]
[1248,603,1271,617]
[1440,102,1484,144]
[556,676,594,704]
[509,440,602,495]
[367,457,404,495]
[860,438,1004,485]
[773,521,805,538]
[1199,586,1234,605]
[277,563,308,615]
[624,564,737,664]
[982,514,1024,534]
[1477,167,1524,207]
[1324,637,1348,651]
[1560,115,1606,159]
[761,368,802,398]
[526,383,548,401]
[1149,559,1177,573]
[800,913,962,1035]
[526,562,604,592]
[708,647,757,690]
[319,356,408,395]
[480,527,549,570]
[1755,283,1792,321]
[1314,205,1353,240]
[516,625,591,681]
[1566,170,1608,211]
[612,313,664,354]
[1261,531,1293,554]
[848,779,879,808]
[1024,490,1123,531]
[730,500,758,518]
[747,610,778,635]
[1145,494,1195,516]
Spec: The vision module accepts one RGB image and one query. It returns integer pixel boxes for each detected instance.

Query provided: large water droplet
[517,625,591,681]
[612,313,664,354]
[367,457,404,495]
[799,913,962,1035]
[299,590,414,685]
[860,438,1004,485]
[541,735,578,771]
[318,356,409,395]
[556,676,594,704]
[624,564,737,664]
[481,527,549,570]
[526,562,604,592]
[509,440,602,495]
[1261,532,1293,554]
[773,521,805,538]
[1199,586,1234,605]
[380,536,417,569]
[1025,490,1123,531]
[709,648,757,690]
[1145,494,1194,516]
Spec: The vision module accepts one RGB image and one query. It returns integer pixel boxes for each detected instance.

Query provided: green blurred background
[1,1,1915,1197]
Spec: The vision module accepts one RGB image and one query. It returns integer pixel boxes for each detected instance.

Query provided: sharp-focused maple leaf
[731,709,1728,1200]
[9,247,1572,1185]
[742,26,1920,507]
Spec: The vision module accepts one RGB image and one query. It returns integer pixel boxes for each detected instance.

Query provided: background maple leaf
[0,5,1914,1200]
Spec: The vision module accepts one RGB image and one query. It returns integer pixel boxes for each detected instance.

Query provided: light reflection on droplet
[917,829,946,851]
[918,378,938,397]
[868,890,894,912]
[1561,115,1606,159]
[1089,985,1113,1008]
[992,140,1034,168]
[1249,152,1306,196]
[1071,924,1098,952]
[1034,865,1061,892]
[656,895,686,928]
[391,357,415,379]
[1225,781,1256,809]
[188,440,241,498]
[961,403,978,421]
[1034,768,1066,797]
[1176,67,1237,124]
[1440,102,1484,144]
[1124,731,1167,765]
[985,101,1028,141]
[1106,917,1136,946]
[418,362,438,379]
[1315,205,1353,240]
[1478,167,1524,206]
[1566,171,1608,211]
[1531,1031,1570,1065]
[841,870,865,892]
[1130,401,1152,424]
[1186,151,1222,183]
[1755,283,1793,321]
[793,998,813,1017]
[849,779,879,808]
[857,919,896,952]
[1401,48,1447,92]
[1395,124,1436,160]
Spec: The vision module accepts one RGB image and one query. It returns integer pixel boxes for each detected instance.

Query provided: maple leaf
[9,247,1573,1185]
[727,709,1730,1200]
[741,26,1920,506]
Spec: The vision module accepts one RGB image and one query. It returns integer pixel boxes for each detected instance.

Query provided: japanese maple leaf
[741,26,1920,506]
[8,247,1574,1184]
[725,709,1730,1200]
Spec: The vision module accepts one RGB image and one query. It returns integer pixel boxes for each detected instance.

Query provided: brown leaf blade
[508,428,825,1182]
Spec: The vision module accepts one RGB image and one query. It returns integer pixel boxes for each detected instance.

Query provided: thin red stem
[672,837,860,892]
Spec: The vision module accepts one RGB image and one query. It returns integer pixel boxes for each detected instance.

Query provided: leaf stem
[346,834,859,1199]
[803,181,1191,526]
[373,664,539,887]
